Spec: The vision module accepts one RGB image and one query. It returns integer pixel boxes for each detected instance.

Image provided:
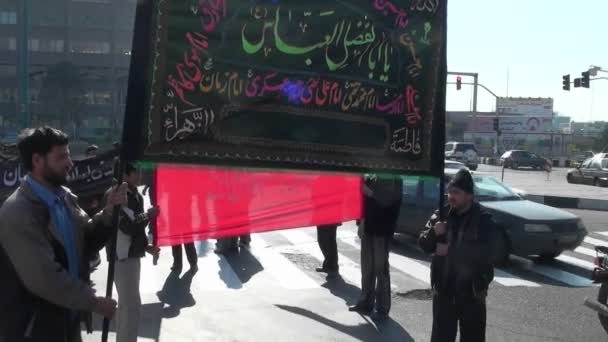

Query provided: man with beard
[0,127,127,342]
[418,169,505,342]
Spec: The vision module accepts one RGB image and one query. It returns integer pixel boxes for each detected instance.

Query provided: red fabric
[154,165,362,246]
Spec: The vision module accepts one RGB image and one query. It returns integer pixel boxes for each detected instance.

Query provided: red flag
[154,165,362,246]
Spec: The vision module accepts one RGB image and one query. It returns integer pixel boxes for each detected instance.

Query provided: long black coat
[362,177,403,236]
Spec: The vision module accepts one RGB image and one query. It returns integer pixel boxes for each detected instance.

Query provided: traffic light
[581,71,590,88]
[574,78,582,88]
[456,76,462,90]
[493,118,499,131]
[562,74,570,91]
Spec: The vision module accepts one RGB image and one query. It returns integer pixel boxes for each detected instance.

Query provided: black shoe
[348,304,372,314]
[373,311,389,321]
[316,267,339,273]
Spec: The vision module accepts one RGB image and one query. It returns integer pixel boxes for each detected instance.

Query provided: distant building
[0,0,137,144]
[571,121,607,137]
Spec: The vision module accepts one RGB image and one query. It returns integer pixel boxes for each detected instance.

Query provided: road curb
[526,194,608,212]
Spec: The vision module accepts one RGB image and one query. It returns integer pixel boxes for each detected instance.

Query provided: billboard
[496,97,553,116]
[468,116,553,133]
[121,0,448,175]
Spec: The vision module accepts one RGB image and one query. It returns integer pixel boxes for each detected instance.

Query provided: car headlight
[524,224,552,233]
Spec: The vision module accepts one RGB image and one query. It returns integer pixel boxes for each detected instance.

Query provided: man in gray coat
[0,127,127,342]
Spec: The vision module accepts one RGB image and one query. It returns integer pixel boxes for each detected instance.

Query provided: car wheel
[469,165,478,171]
[535,252,562,263]
[511,162,519,170]
[594,178,601,187]
[567,174,574,184]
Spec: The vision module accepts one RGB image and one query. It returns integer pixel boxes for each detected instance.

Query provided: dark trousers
[171,243,197,267]
[216,235,250,251]
[357,231,392,314]
[317,225,339,271]
[431,293,487,342]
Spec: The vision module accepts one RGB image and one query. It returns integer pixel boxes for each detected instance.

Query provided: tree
[594,123,608,152]
[36,62,86,134]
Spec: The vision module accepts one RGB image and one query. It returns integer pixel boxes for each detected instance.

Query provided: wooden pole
[101,161,123,342]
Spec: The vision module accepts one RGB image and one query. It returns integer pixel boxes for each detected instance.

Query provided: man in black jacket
[112,163,160,342]
[418,169,505,342]
[349,175,402,318]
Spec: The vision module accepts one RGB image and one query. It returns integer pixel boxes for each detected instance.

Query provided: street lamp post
[18,0,30,129]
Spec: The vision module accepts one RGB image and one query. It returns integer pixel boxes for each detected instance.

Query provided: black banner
[122,0,447,175]
[0,149,118,203]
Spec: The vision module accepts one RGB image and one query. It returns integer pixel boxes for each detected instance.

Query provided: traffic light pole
[447,78,501,155]
[448,71,479,112]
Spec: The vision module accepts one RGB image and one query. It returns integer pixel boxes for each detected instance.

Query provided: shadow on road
[88,302,164,341]
[156,268,197,318]
[321,274,361,306]
[223,247,264,284]
[275,304,414,342]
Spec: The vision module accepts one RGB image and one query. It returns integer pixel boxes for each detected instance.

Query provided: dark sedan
[396,171,587,262]
[567,154,608,187]
[500,150,548,170]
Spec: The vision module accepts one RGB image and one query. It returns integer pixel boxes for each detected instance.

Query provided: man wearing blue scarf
[0,127,128,342]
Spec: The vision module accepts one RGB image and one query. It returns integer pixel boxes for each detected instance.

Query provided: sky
[446,0,608,122]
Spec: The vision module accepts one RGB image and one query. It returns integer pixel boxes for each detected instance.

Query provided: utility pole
[448,71,479,144]
[447,75,501,155]
[18,0,30,129]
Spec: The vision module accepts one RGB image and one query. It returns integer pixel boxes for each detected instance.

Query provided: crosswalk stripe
[247,235,319,290]
[584,236,608,248]
[193,242,243,291]
[556,254,596,271]
[338,236,431,284]
[278,230,379,289]
[597,232,608,238]
[515,258,592,287]
[494,269,541,287]
[573,246,598,258]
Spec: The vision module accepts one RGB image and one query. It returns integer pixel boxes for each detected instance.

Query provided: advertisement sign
[497,97,553,116]
[468,116,553,133]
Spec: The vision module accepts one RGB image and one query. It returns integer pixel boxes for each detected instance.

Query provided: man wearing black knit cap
[418,169,506,342]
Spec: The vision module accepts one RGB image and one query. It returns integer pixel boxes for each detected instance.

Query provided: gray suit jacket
[0,179,112,332]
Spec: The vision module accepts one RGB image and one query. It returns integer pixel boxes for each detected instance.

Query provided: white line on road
[556,254,596,271]
[339,236,431,284]
[584,236,608,248]
[278,230,394,289]
[193,241,243,291]
[514,257,593,287]
[494,269,541,287]
[573,246,598,258]
[249,235,319,290]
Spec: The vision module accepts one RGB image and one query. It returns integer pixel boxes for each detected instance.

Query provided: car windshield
[472,176,521,202]
[603,160,608,169]
[455,144,476,152]
[445,144,454,152]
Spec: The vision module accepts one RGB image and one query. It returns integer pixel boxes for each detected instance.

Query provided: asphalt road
[83,210,608,342]
[476,165,608,201]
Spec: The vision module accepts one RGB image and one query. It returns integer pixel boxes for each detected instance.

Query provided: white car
[445,142,479,170]
[445,160,468,170]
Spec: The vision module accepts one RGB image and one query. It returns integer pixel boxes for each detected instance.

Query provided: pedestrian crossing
[91,223,608,299]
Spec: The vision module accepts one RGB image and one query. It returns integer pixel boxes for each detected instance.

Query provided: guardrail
[480,157,580,168]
